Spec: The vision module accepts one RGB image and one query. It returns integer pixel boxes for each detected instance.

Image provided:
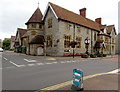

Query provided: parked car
[0,48,3,52]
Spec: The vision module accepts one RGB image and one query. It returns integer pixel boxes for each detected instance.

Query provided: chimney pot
[79,8,86,18]
[95,18,102,25]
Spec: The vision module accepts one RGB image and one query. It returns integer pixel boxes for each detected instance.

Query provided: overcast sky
[0,0,119,40]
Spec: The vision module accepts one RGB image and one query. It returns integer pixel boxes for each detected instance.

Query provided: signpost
[71,69,84,91]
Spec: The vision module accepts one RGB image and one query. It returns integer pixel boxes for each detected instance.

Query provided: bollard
[71,69,84,91]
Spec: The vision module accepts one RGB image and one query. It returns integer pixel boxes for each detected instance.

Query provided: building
[16,2,117,56]
[10,36,16,49]
[116,33,120,54]
[15,28,27,47]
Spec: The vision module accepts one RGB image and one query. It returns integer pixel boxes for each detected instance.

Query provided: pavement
[7,51,119,61]
[58,73,119,91]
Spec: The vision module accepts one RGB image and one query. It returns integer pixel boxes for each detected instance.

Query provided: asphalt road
[1,51,118,90]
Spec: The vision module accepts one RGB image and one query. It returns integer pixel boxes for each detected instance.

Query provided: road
[1,51,118,90]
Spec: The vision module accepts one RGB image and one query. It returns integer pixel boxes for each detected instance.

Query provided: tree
[2,40,10,50]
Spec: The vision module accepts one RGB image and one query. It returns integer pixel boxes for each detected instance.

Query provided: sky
[0,0,119,40]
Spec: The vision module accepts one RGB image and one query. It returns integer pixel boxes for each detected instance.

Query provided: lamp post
[84,37,90,54]
[101,41,105,54]
[73,24,75,58]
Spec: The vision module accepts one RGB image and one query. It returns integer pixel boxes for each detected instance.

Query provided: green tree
[2,40,10,50]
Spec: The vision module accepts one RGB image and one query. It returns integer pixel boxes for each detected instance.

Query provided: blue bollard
[71,69,84,91]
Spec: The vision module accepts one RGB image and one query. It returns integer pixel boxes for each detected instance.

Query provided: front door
[37,47,43,56]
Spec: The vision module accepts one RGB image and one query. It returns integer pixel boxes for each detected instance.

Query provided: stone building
[15,28,27,47]
[17,2,116,56]
[10,36,16,49]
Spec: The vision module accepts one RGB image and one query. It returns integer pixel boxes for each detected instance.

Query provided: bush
[103,54,107,57]
[81,54,89,58]
[97,53,103,57]
[90,54,97,58]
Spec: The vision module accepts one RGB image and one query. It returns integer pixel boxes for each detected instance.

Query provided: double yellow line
[35,72,119,92]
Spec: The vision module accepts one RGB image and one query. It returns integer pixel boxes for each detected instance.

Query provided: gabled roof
[21,32,27,38]
[16,28,27,39]
[10,36,16,42]
[100,25,106,30]
[107,25,116,35]
[26,8,43,24]
[43,2,100,31]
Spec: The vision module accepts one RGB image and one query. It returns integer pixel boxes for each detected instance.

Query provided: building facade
[15,2,117,56]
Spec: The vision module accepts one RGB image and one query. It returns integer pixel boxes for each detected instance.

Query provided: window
[112,38,115,43]
[31,23,36,28]
[65,23,71,30]
[64,35,71,48]
[48,18,52,28]
[105,45,109,51]
[76,37,82,48]
[46,35,52,47]
[94,32,97,41]
[105,37,109,42]
[77,26,81,32]
[86,29,89,34]
[112,46,114,51]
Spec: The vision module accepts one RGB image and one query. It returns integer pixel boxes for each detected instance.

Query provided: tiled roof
[49,2,100,31]
[17,28,27,38]
[107,25,114,33]
[22,32,27,38]
[11,36,16,42]
[26,8,43,24]
[100,25,106,30]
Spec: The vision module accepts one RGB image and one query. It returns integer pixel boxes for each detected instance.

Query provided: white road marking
[60,61,66,63]
[18,65,26,67]
[45,63,53,65]
[9,61,25,67]
[66,61,71,63]
[37,63,44,65]
[52,62,57,64]
[71,61,77,62]
[28,64,35,66]
[24,59,37,62]
[3,57,7,60]
[9,61,20,67]
[108,68,120,74]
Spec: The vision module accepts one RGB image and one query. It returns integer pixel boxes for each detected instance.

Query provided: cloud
[0,0,119,40]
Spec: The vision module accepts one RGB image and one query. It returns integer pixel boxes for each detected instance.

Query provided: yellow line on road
[35,72,119,92]
[46,58,56,60]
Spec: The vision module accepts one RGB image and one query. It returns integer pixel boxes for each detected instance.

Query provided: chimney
[95,18,102,25]
[79,8,86,18]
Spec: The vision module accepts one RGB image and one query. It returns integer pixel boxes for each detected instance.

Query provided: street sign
[71,69,84,90]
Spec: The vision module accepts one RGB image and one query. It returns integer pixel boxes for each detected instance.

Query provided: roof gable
[107,25,116,35]
[16,28,27,39]
[10,36,16,42]
[42,2,100,31]
[26,8,43,24]
[42,3,58,20]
